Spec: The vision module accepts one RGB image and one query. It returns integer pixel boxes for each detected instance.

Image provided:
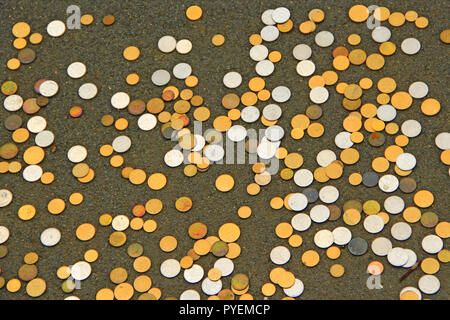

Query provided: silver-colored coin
[151,69,171,86]
[261,9,276,25]
[111,92,130,110]
[314,229,334,248]
[401,119,422,137]
[173,63,192,79]
[183,264,204,284]
[249,44,269,61]
[22,165,43,182]
[223,71,242,89]
[255,59,274,76]
[319,185,339,203]
[332,226,352,246]
[387,247,408,266]
[160,259,181,278]
[176,39,192,54]
[418,275,440,295]
[287,193,308,211]
[421,235,443,254]
[402,249,417,268]
[35,130,55,148]
[203,144,225,162]
[260,25,279,42]
[270,246,291,265]
[164,149,184,167]
[257,137,279,159]
[67,145,88,163]
[39,80,59,97]
[334,132,353,149]
[27,116,47,133]
[262,104,281,121]
[47,20,66,37]
[111,215,130,231]
[67,62,87,79]
[283,279,304,298]
[3,94,23,111]
[377,104,397,122]
[78,83,98,100]
[265,125,284,141]
[180,289,200,300]
[371,26,391,43]
[112,136,131,153]
[0,189,13,208]
[364,215,385,233]
[310,204,330,223]
[315,31,334,47]
[384,195,404,214]
[272,86,291,103]
[378,174,399,193]
[0,226,10,244]
[158,35,177,53]
[296,60,315,77]
[137,113,157,131]
[214,258,234,277]
[272,7,290,23]
[408,81,428,99]
[293,169,313,187]
[371,237,392,256]
[227,125,247,142]
[292,44,312,60]
[291,213,311,232]
[71,261,92,281]
[201,278,222,296]
[396,153,417,171]
[309,86,329,104]
[316,149,336,167]
[40,227,61,246]
[401,38,421,55]
[391,222,412,241]
[241,106,260,123]
[435,132,450,150]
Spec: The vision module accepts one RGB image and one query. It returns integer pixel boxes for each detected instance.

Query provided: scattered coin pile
[0,4,449,300]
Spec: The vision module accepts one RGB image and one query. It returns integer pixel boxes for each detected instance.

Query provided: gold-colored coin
[76,223,96,241]
[302,250,320,267]
[218,223,240,243]
[215,174,235,192]
[159,236,177,252]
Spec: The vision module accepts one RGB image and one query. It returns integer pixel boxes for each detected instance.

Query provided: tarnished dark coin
[343,199,362,213]
[22,98,40,114]
[306,105,323,120]
[18,264,38,281]
[421,211,439,228]
[36,96,49,107]
[348,238,368,256]
[34,79,47,94]
[368,132,386,147]
[0,143,19,160]
[127,243,144,258]
[231,273,249,290]
[399,177,417,193]
[4,115,22,131]
[127,99,146,116]
[328,204,342,221]
[304,187,319,203]
[1,81,18,95]
[362,171,379,187]
[18,48,36,64]
[211,240,229,257]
